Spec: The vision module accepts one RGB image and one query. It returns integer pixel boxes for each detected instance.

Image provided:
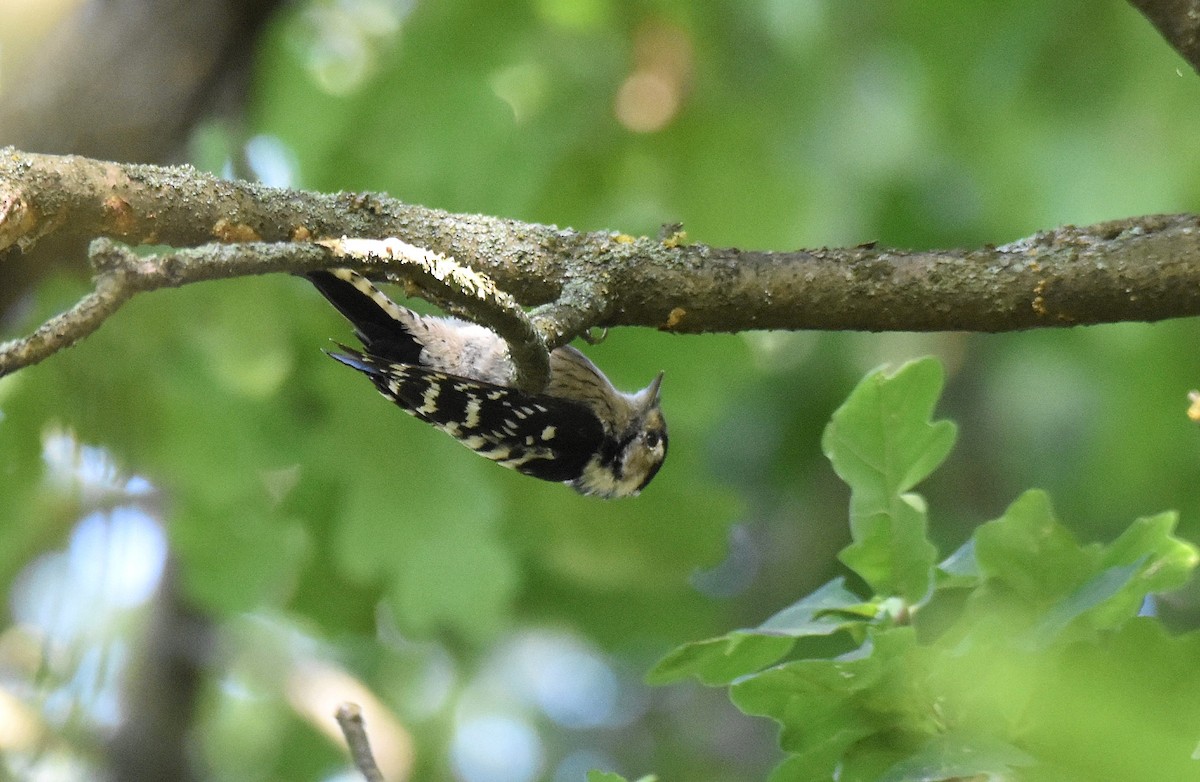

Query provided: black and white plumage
[308,269,668,498]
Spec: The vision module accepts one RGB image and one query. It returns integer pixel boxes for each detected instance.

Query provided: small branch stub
[335,702,386,782]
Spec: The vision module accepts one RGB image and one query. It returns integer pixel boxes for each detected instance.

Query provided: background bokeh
[3,1,1200,780]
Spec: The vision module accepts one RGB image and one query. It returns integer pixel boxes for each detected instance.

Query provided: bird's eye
[645,431,661,448]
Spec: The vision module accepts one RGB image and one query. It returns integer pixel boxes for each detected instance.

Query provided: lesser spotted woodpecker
[308,270,668,498]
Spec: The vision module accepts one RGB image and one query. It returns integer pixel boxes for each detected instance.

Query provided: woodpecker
[308,270,667,497]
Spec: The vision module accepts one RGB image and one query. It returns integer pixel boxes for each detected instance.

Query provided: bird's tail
[306,270,424,364]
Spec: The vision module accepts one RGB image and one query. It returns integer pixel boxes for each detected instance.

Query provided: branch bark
[3,149,1200,378]
[335,703,387,782]
[1128,0,1200,74]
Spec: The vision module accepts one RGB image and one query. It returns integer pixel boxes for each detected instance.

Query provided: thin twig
[335,702,386,782]
[0,238,556,383]
[0,238,324,377]
[0,271,132,376]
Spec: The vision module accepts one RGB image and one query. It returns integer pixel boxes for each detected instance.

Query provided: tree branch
[1128,0,1200,75]
[4,149,1200,379]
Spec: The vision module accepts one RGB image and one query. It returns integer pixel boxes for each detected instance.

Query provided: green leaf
[1096,511,1198,614]
[972,489,1096,605]
[1032,511,1198,640]
[935,539,980,588]
[732,629,928,767]
[647,578,870,685]
[822,358,956,502]
[1022,619,1200,780]
[878,734,1035,782]
[766,752,843,782]
[1029,560,1144,645]
[759,577,877,632]
[647,634,797,688]
[587,772,626,782]
[586,773,657,782]
[969,494,1197,645]
[822,358,954,601]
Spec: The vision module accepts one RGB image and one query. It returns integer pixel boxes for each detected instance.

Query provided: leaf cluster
[646,358,1200,782]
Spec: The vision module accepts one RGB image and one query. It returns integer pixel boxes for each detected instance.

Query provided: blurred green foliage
[4,1,1200,780]
[654,359,1200,781]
